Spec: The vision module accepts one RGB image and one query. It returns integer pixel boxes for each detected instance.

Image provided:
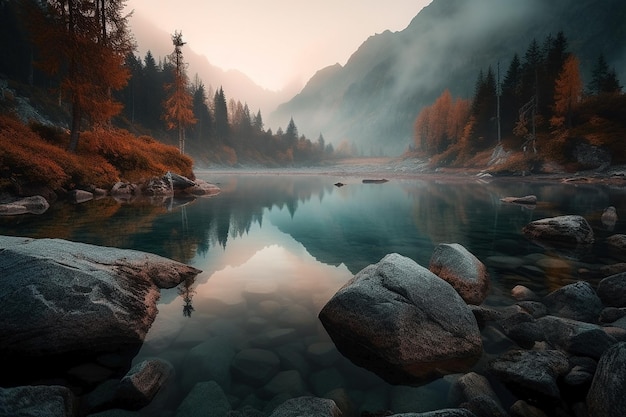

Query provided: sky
[124,0,433,91]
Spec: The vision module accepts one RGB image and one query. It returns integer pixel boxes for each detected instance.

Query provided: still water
[2,172,625,415]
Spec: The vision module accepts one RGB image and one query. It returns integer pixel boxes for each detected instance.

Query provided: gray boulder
[319,253,482,384]
[597,272,626,307]
[543,281,603,322]
[488,349,569,400]
[587,342,626,417]
[537,315,617,360]
[0,385,75,417]
[522,215,594,246]
[0,235,201,362]
[429,243,490,305]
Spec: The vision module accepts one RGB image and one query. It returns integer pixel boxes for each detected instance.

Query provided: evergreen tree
[213,86,230,143]
[142,50,163,129]
[501,54,523,136]
[253,110,264,132]
[588,54,623,95]
[285,117,298,145]
[163,31,196,154]
[520,39,543,108]
[190,79,213,144]
[471,66,497,147]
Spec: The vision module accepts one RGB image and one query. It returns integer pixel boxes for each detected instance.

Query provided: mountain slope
[269,0,626,156]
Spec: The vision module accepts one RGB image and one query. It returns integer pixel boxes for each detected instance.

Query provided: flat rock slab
[0,235,201,361]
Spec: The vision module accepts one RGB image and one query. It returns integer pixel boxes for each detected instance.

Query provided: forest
[2,1,626,193]
[411,31,626,173]
[0,0,339,184]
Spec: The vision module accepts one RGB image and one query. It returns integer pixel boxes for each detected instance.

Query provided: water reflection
[2,173,626,415]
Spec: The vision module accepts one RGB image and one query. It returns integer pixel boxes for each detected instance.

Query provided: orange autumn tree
[551,54,583,129]
[414,89,471,154]
[163,31,196,154]
[27,0,134,152]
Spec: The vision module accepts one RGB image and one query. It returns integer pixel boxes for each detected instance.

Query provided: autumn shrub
[0,115,196,194]
[0,115,69,189]
[81,128,194,182]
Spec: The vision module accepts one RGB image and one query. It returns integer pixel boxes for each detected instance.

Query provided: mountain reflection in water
[1,172,625,414]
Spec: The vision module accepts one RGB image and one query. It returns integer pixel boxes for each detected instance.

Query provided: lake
[1,171,625,415]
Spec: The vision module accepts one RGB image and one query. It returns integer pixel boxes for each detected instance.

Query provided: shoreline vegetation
[2,109,626,208]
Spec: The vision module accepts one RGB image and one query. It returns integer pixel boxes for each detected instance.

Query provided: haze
[124,0,432,92]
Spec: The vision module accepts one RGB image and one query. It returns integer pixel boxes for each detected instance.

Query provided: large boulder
[318,253,482,385]
[429,243,490,305]
[0,235,201,371]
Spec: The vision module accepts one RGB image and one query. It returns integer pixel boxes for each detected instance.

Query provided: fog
[269,0,626,156]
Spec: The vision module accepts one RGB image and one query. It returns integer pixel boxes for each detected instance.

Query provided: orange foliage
[81,128,194,181]
[414,89,471,154]
[0,115,194,192]
[550,55,583,129]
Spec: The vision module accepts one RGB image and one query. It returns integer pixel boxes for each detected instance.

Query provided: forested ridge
[411,31,626,173]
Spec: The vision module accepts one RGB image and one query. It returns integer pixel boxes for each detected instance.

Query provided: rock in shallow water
[0,235,201,382]
[318,253,482,385]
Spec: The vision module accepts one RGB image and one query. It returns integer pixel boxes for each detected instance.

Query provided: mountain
[129,11,299,119]
[269,0,626,156]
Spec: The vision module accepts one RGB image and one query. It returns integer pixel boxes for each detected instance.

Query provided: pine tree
[213,86,229,143]
[588,54,623,95]
[163,31,196,154]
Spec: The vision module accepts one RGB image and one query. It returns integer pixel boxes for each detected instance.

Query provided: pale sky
[124,0,433,91]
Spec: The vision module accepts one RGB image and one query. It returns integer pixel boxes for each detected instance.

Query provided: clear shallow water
[2,172,625,415]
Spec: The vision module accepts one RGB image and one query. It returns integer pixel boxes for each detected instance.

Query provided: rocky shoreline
[0,171,221,216]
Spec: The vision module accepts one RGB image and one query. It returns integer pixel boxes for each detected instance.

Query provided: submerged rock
[500,195,537,205]
[319,253,482,385]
